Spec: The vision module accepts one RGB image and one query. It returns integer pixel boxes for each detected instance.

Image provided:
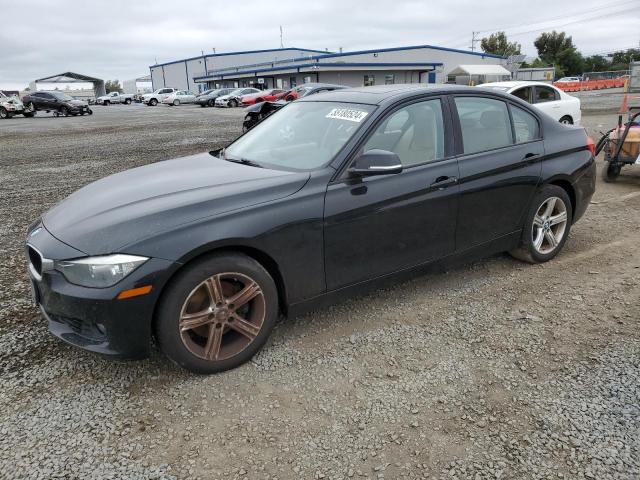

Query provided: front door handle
[430,176,458,190]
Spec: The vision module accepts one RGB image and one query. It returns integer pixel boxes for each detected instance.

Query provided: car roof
[299,84,484,105]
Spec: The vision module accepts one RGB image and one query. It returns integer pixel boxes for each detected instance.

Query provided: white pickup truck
[141,88,178,106]
[96,92,134,105]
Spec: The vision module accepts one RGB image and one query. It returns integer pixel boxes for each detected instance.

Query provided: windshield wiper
[224,156,264,168]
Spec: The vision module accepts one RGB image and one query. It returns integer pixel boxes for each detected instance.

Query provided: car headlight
[54,254,148,288]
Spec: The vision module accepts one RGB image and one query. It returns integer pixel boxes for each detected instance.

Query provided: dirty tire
[156,253,278,374]
[510,184,573,264]
[602,163,621,182]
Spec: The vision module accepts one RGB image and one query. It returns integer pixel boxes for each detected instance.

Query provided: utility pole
[470,31,479,52]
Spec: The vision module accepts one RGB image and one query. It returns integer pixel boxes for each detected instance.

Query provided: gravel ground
[0,103,639,480]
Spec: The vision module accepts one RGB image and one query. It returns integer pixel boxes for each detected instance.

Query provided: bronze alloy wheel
[179,272,266,361]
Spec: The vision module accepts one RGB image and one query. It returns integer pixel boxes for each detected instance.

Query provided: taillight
[586,136,596,156]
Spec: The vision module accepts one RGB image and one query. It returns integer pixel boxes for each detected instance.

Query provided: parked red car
[240,89,287,106]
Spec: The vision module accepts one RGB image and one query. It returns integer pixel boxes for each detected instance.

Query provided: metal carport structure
[33,72,106,97]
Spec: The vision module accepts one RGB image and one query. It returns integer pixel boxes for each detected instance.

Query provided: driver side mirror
[348,149,403,177]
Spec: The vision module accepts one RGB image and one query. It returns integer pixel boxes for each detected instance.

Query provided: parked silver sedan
[162,90,197,106]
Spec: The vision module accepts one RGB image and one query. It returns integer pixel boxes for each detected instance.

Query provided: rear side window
[510,105,540,143]
[454,97,513,154]
[535,86,558,103]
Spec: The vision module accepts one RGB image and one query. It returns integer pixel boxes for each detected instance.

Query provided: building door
[428,72,436,83]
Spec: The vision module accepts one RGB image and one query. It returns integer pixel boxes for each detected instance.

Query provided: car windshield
[295,86,315,97]
[50,92,74,101]
[224,101,376,171]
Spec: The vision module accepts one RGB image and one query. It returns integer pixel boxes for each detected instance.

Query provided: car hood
[43,152,310,255]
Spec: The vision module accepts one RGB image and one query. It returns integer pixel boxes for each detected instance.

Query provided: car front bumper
[26,225,176,359]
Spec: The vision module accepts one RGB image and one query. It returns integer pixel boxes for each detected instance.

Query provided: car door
[452,95,543,251]
[35,93,52,109]
[532,85,562,121]
[324,97,460,290]
[185,91,196,103]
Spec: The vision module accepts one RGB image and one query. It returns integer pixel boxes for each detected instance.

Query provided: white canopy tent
[448,64,511,85]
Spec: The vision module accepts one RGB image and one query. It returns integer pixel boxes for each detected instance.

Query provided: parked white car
[214,87,261,107]
[162,90,197,106]
[95,92,134,105]
[141,88,178,106]
[555,76,582,83]
[479,81,581,125]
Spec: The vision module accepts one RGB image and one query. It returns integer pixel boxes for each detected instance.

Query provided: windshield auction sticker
[326,108,368,122]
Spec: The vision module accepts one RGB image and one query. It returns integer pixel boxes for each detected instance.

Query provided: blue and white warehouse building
[149,44,506,92]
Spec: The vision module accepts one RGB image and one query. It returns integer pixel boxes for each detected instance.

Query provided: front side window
[510,105,540,144]
[224,102,375,171]
[364,75,375,87]
[511,87,532,103]
[535,86,558,103]
[455,97,513,154]
[362,99,445,166]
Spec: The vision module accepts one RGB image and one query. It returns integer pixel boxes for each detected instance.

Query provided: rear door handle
[524,153,540,164]
[430,176,458,189]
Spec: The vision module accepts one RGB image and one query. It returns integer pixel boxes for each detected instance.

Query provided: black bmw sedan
[26,85,596,374]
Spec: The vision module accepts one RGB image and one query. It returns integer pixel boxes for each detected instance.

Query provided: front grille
[28,246,42,276]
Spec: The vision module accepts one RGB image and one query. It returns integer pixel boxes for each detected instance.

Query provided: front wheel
[124,98,131,105]
[228,99,238,108]
[207,99,215,107]
[510,185,572,264]
[0,107,9,119]
[602,163,621,182]
[25,102,36,114]
[60,106,69,117]
[156,253,278,374]
[149,98,158,106]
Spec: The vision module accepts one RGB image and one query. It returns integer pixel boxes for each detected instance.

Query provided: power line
[447,5,637,49]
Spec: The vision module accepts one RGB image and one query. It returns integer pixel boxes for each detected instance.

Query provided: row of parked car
[0,90,93,118]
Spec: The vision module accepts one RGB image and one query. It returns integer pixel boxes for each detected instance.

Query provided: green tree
[583,55,609,73]
[610,48,640,69]
[105,80,123,93]
[534,31,584,77]
[480,31,522,57]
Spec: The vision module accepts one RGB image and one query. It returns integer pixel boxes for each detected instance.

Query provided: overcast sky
[1,0,638,90]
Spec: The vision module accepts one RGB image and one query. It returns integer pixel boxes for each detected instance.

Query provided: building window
[290,77,297,88]
[241,80,247,87]
[233,81,239,88]
[385,74,395,85]
[364,75,375,86]
[303,75,312,84]
[276,78,283,89]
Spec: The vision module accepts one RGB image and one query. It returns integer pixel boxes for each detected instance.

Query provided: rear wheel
[207,99,215,107]
[602,163,621,182]
[559,115,573,125]
[510,185,572,264]
[156,253,278,374]
[285,95,294,102]
[104,100,110,106]
[124,98,131,105]
[60,106,69,117]
[173,99,180,106]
